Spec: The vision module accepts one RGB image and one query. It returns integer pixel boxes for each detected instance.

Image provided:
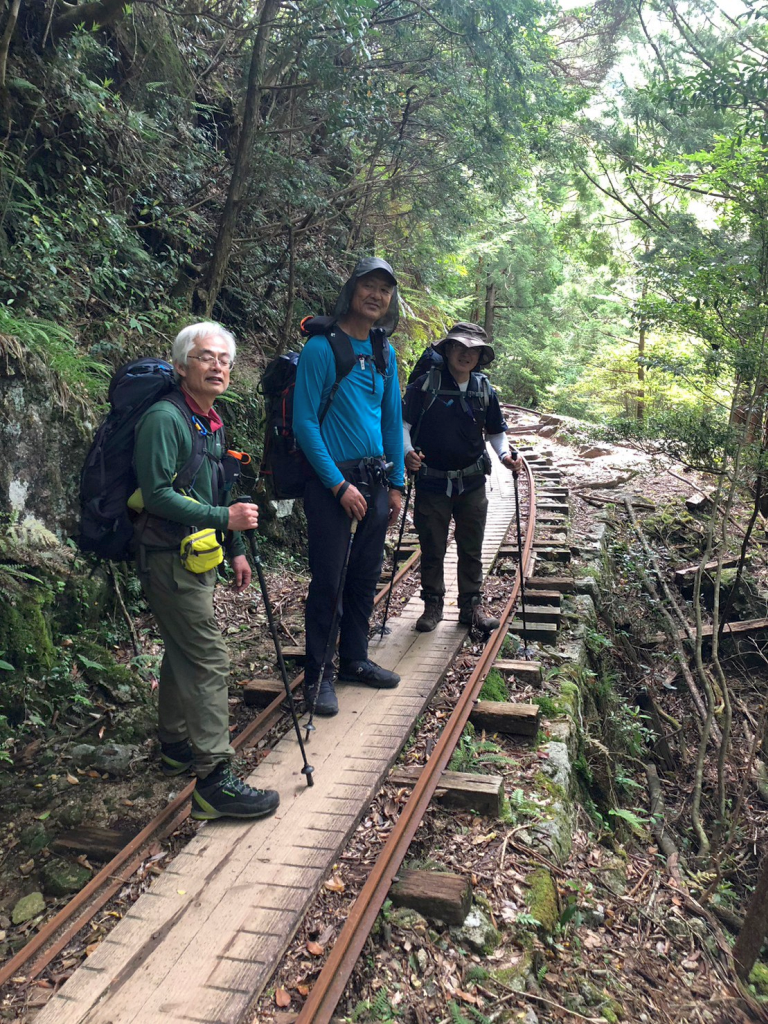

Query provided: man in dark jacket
[133,321,279,821]
[402,322,522,634]
[293,258,405,716]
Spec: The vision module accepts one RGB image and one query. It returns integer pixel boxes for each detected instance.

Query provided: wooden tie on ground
[36,460,521,1024]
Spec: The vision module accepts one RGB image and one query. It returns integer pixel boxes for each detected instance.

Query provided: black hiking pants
[303,472,389,686]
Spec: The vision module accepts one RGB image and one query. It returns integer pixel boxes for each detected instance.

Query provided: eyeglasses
[188,353,232,369]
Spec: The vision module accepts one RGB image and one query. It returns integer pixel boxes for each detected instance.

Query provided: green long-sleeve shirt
[134,399,245,558]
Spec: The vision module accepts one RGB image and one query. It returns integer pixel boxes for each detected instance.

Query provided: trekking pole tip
[302,764,315,786]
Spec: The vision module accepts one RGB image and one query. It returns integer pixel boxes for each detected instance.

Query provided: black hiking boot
[459,596,500,635]
[415,596,443,633]
[338,659,400,689]
[191,762,279,821]
[304,678,339,717]
[160,739,194,777]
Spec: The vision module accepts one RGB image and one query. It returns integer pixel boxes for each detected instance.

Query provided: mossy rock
[19,823,51,855]
[0,581,55,678]
[389,906,428,931]
[12,892,45,924]
[54,803,86,828]
[56,570,112,632]
[42,858,91,897]
[558,679,580,716]
[492,950,533,993]
[450,906,501,955]
[527,868,559,933]
[479,669,509,702]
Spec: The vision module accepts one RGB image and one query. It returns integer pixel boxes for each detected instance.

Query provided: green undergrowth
[0,308,109,410]
[0,516,152,746]
[448,724,512,775]
[500,787,540,825]
[479,669,509,702]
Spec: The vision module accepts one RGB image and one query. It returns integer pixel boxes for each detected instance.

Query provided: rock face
[0,348,89,536]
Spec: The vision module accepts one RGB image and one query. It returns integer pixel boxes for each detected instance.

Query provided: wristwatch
[389,482,405,492]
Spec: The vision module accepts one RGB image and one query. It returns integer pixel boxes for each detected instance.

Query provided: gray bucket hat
[332,257,399,336]
[433,321,495,367]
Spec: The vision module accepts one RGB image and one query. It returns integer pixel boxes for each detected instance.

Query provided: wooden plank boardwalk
[37,461,519,1024]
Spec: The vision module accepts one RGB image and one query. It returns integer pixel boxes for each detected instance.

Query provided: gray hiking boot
[415,596,444,633]
[459,596,500,635]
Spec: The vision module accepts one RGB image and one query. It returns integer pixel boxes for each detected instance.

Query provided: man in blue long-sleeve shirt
[293,257,405,716]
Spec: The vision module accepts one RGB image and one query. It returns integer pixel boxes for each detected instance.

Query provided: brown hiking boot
[459,596,500,634]
[416,596,443,633]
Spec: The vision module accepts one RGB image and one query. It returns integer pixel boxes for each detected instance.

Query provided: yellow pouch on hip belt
[180,529,224,573]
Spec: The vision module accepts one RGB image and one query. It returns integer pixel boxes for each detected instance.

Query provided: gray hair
[172,322,237,377]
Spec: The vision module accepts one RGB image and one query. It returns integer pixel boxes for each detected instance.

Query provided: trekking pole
[240,495,314,787]
[378,474,414,641]
[512,470,530,656]
[306,517,358,742]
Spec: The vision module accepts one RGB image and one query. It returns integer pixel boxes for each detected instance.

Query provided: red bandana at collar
[182,391,223,432]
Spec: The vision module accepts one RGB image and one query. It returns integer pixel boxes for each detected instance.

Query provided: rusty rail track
[297,458,537,1023]
[0,548,422,990]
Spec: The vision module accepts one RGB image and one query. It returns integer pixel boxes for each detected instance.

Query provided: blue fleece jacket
[293,332,405,490]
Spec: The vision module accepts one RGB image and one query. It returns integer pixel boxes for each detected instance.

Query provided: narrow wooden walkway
[37,462,518,1024]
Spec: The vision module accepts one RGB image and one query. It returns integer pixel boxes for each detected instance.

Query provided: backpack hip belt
[419,455,487,497]
[337,455,388,486]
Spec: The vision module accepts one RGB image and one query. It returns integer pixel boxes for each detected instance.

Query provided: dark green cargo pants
[413,483,488,606]
[138,550,234,779]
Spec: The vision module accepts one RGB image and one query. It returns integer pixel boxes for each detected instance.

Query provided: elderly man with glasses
[132,322,279,822]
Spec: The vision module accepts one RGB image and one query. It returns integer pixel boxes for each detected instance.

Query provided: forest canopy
[0,0,765,438]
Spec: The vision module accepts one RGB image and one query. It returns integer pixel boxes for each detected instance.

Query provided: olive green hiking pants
[138,550,234,779]
[413,483,488,603]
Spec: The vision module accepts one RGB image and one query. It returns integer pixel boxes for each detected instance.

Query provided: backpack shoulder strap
[420,366,443,397]
[469,372,491,429]
[370,327,390,376]
[158,390,209,493]
[471,372,491,408]
[318,325,355,425]
[412,367,444,446]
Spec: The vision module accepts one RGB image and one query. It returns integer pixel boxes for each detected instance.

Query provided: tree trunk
[637,319,646,421]
[472,257,483,323]
[636,248,648,421]
[277,222,295,355]
[484,280,496,342]
[732,855,768,980]
[0,0,21,90]
[0,0,20,129]
[199,0,283,317]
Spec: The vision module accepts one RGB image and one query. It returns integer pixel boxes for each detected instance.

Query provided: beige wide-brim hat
[432,321,495,368]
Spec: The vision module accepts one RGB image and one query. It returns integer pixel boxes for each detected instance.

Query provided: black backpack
[407,344,443,385]
[259,317,389,500]
[411,366,492,445]
[78,358,218,561]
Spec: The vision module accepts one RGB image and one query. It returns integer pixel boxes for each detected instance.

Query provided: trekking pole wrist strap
[336,481,351,503]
